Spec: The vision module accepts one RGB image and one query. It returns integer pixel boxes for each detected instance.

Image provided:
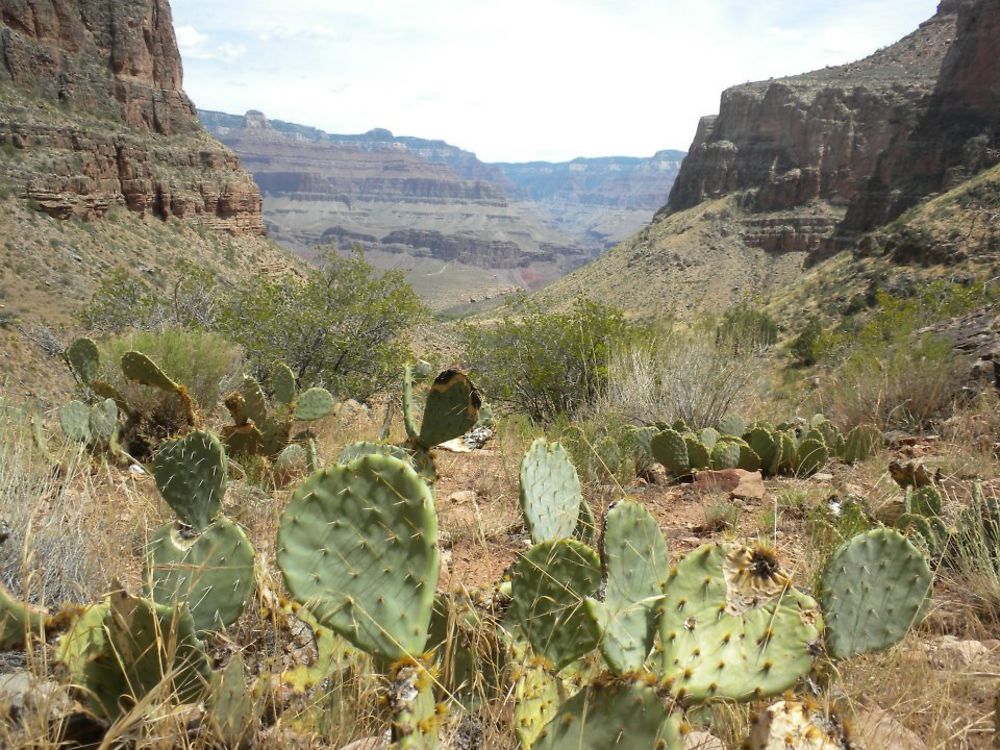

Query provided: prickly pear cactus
[699,427,720,450]
[68,337,100,384]
[519,439,583,544]
[585,501,668,674]
[685,436,711,471]
[747,427,778,475]
[153,430,227,531]
[795,433,829,475]
[513,658,561,750]
[389,660,441,749]
[235,376,268,425]
[651,428,689,476]
[277,455,439,659]
[338,441,412,465]
[58,592,210,719]
[271,362,297,407]
[0,582,49,651]
[747,699,848,750]
[88,399,118,443]
[511,539,601,671]
[121,351,180,393]
[659,543,822,702]
[820,528,932,659]
[294,387,334,422]
[718,413,745,437]
[60,401,92,443]
[737,441,762,472]
[418,370,481,448]
[533,682,683,750]
[908,486,943,517]
[209,652,256,749]
[147,517,256,632]
[841,425,881,464]
[711,440,742,470]
[403,364,420,442]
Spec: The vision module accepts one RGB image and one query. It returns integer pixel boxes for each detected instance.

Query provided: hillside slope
[541,0,999,317]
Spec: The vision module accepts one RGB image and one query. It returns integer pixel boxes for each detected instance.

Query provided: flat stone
[812,472,835,482]
[340,735,390,750]
[929,636,990,670]
[447,490,477,504]
[851,706,927,750]
[693,469,766,500]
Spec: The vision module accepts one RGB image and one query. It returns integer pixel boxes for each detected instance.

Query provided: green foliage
[217,249,426,398]
[462,295,636,422]
[789,316,824,366]
[715,299,778,355]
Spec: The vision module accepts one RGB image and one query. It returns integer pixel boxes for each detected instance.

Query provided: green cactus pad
[718,414,745,437]
[511,540,601,671]
[418,370,480,448]
[237,377,268,425]
[272,362,297,407]
[533,682,682,750]
[651,429,689,476]
[777,431,798,474]
[513,660,561,750]
[403,364,420,442]
[685,436,711,471]
[294,387,334,422]
[223,424,265,456]
[747,428,778,474]
[153,430,227,531]
[0,582,48,650]
[659,543,822,702]
[68,337,100,384]
[209,652,256,749]
[147,517,256,632]
[88,399,118,443]
[519,439,583,544]
[60,401,92,443]
[389,661,441,749]
[339,441,413,465]
[795,434,828,475]
[908,486,943,517]
[121,351,180,393]
[90,380,129,413]
[820,529,932,659]
[58,592,210,719]
[585,501,668,674]
[699,428,720,450]
[711,440,742,470]
[841,425,882,463]
[277,455,439,659]
[737,441,762,472]
[275,443,308,472]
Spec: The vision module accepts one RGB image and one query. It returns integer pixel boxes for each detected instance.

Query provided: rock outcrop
[0,0,265,234]
[664,0,1000,255]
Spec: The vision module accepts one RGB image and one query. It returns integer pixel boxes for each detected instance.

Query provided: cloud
[170,0,940,162]
[175,24,246,63]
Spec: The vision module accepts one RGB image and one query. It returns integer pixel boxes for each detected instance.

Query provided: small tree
[215,248,426,399]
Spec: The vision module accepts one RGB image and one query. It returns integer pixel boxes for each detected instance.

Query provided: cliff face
[0,0,264,233]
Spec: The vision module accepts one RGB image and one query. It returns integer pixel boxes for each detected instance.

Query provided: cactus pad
[511,540,600,670]
[388,660,441,749]
[519,439,583,544]
[68,337,100,384]
[88,399,118,443]
[748,700,848,750]
[747,428,778,474]
[60,401,91,443]
[294,387,334,422]
[651,429,689,476]
[820,529,932,659]
[121,351,180,393]
[585,501,668,674]
[147,517,256,632]
[533,682,682,750]
[277,455,439,659]
[513,659,561,750]
[718,414,745,437]
[339,441,412,465]
[711,440,742,470]
[418,370,480,448]
[795,434,828,475]
[659,543,822,702]
[841,425,881,463]
[272,362,297,407]
[57,592,210,719]
[209,652,256,749]
[685,436,711,471]
[0,582,48,650]
[153,430,227,531]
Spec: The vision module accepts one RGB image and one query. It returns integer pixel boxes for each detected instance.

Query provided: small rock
[0,671,73,720]
[339,733,390,750]
[851,707,927,750]
[929,636,990,670]
[439,438,473,453]
[684,730,725,749]
[447,490,476,505]
[693,469,766,500]
[812,472,835,482]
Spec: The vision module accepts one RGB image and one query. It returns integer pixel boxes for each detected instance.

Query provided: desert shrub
[461,296,635,423]
[598,332,761,428]
[715,300,778,355]
[789,316,824,366]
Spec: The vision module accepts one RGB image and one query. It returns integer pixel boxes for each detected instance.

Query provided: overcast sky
[170,0,939,163]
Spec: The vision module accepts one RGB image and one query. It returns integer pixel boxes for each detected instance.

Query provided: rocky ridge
[0,0,264,233]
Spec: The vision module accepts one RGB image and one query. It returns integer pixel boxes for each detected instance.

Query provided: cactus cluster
[222,363,333,470]
[650,414,882,478]
[146,430,257,633]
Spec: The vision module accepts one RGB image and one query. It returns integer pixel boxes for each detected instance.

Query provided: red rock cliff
[663,0,1000,253]
[0,0,265,233]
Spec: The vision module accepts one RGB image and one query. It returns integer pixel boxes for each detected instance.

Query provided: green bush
[715,300,778,355]
[214,249,426,399]
[790,317,824,366]
[462,297,635,423]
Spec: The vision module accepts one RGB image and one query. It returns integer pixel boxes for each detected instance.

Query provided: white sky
[170,0,940,162]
